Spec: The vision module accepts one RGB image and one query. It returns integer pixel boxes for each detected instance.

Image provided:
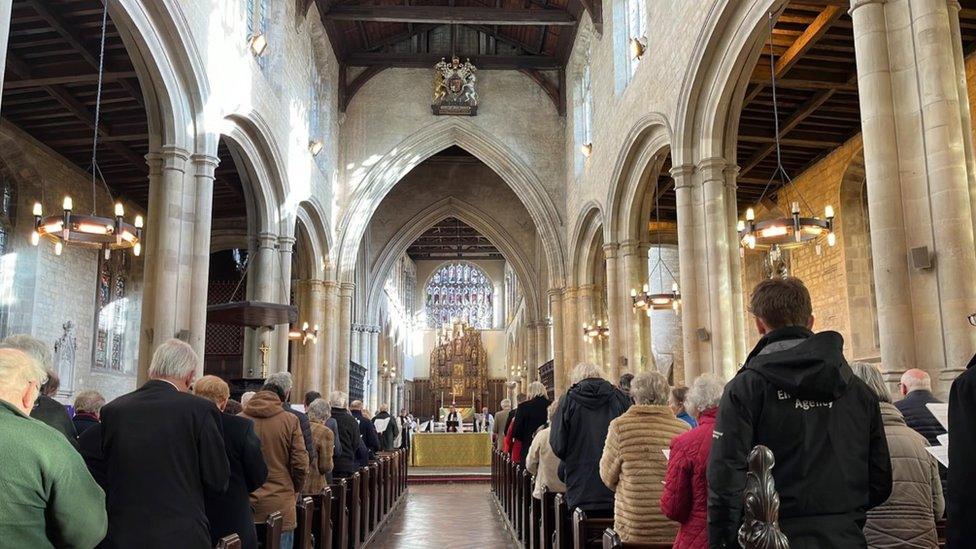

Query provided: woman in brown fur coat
[600,371,690,544]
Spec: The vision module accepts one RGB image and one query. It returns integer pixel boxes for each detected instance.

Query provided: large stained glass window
[93,252,129,372]
[425,262,493,329]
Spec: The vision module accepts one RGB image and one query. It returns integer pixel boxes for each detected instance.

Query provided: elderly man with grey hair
[851,362,944,548]
[0,347,107,548]
[372,402,399,451]
[493,397,512,449]
[0,334,77,444]
[894,368,945,447]
[264,371,316,466]
[95,339,229,548]
[72,390,106,437]
[550,362,631,517]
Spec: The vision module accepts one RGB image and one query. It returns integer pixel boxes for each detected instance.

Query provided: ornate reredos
[429,326,488,403]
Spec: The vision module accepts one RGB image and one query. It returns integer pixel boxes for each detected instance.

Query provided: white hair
[329,391,348,409]
[379,403,390,413]
[527,381,547,399]
[74,390,106,415]
[0,348,47,398]
[349,399,364,410]
[265,372,293,396]
[570,362,605,385]
[148,339,198,380]
[631,371,670,405]
[852,362,892,404]
[241,391,256,406]
[500,398,511,410]
[900,369,932,392]
[307,398,332,423]
[686,373,726,414]
[0,334,53,371]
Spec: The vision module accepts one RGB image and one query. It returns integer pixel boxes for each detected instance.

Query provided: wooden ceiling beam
[345,52,561,70]
[3,71,138,90]
[323,5,576,26]
[519,69,562,114]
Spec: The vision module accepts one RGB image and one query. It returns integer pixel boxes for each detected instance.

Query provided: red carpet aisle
[366,483,516,549]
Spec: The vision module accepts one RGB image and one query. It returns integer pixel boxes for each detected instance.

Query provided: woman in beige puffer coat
[599,371,690,544]
[852,362,944,548]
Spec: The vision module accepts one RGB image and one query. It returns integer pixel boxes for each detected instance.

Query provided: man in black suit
[194,375,268,549]
[98,339,229,549]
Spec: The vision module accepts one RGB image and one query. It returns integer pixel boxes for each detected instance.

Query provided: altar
[411,432,492,467]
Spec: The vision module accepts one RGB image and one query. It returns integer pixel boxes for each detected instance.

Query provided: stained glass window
[93,252,129,372]
[425,262,493,329]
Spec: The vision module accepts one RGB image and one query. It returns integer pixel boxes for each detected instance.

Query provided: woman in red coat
[660,373,727,549]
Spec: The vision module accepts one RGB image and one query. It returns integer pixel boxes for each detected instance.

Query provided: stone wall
[0,124,145,403]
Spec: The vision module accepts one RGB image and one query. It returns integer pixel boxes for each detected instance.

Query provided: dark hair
[671,386,689,404]
[304,390,321,407]
[749,276,813,330]
[618,373,634,391]
[260,383,286,402]
[41,369,60,396]
[223,399,243,415]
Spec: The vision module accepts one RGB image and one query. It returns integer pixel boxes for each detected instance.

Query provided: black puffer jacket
[707,327,892,549]
[549,378,631,513]
[331,407,361,476]
[894,389,945,446]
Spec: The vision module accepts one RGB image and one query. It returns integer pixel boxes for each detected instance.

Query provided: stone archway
[839,148,880,361]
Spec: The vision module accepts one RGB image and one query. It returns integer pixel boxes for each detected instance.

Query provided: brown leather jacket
[864,402,944,548]
[241,391,309,531]
[304,420,334,495]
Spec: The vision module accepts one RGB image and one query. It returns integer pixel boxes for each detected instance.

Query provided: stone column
[185,155,219,371]
[672,164,703,386]
[275,236,295,373]
[349,324,361,367]
[724,166,748,364]
[138,147,190,384]
[577,285,597,364]
[368,326,380,410]
[535,319,551,368]
[548,289,566,394]
[700,157,737,379]
[336,283,354,393]
[851,0,976,391]
[0,1,11,112]
[561,287,579,380]
[321,281,339,396]
[621,240,654,373]
[307,279,326,394]
[525,321,539,380]
[243,232,278,377]
[602,243,623,380]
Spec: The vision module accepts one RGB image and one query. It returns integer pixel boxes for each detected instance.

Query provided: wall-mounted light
[308,139,323,156]
[630,36,647,60]
[249,32,268,57]
[580,142,593,158]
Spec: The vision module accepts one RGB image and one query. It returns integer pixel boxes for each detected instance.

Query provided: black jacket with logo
[947,353,976,547]
[549,377,631,513]
[707,327,892,549]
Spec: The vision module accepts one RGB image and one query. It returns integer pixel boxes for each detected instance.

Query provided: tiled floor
[366,483,517,549]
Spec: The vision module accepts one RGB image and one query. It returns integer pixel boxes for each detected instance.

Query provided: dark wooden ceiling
[2,0,149,208]
[314,0,585,112]
[406,216,502,259]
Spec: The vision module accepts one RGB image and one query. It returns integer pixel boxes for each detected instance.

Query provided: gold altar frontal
[411,432,492,467]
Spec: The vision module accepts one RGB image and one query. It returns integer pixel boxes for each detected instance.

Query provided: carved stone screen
[425,262,493,329]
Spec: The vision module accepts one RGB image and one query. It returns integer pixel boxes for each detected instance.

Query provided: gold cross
[258,342,270,378]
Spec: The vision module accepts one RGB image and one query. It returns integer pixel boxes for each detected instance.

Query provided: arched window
[245,0,269,69]
[626,0,646,76]
[425,262,493,329]
[574,52,593,177]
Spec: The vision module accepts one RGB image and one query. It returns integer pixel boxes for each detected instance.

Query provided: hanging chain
[90,0,110,215]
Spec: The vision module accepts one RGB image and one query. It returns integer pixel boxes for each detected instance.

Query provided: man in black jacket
[194,376,268,549]
[98,339,229,549]
[330,391,362,477]
[549,363,631,516]
[372,404,399,451]
[895,368,945,445]
[948,351,976,547]
[351,399,381,455]
[707,277,892,549]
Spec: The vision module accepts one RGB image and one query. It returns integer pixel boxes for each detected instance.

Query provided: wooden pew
[553,493,570,549]
[295,496,314,549]
[572,508,613,549]
[310,487,332,549]
[539,490,558,549]
[528,485,542,549]
[520,467,532,545]
[329,479,348,549]
[255,510,283,549]
[216,534,241,549]
[600,529,674,549]
[369,461,380,531]
[513,464,523,540]
[345,472,361,549]
[359,465,372,542]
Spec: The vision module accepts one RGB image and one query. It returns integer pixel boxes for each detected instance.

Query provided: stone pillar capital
[322,280,339,291]
[256,232,278,249]
[696,157,728,182]
[602,242,620,258]
[277,235,296,252]
[619,239,643,257]
[146,146,190,173]
[670,164,696,187]
[190,153,220,177]
[849,0,887,14]
[563,286,579,298]
[339,282,356,296]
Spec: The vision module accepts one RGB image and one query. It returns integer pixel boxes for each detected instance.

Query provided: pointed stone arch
[335,119,565,286]
[363,197,544,328]
[568,202,605,287]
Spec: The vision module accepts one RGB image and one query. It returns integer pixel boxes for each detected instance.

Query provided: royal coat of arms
[432,56,478,116]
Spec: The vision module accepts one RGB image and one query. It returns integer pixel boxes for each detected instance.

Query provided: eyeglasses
[969,313,976,327]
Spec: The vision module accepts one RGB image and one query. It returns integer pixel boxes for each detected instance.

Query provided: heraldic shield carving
[432,56,478,116]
